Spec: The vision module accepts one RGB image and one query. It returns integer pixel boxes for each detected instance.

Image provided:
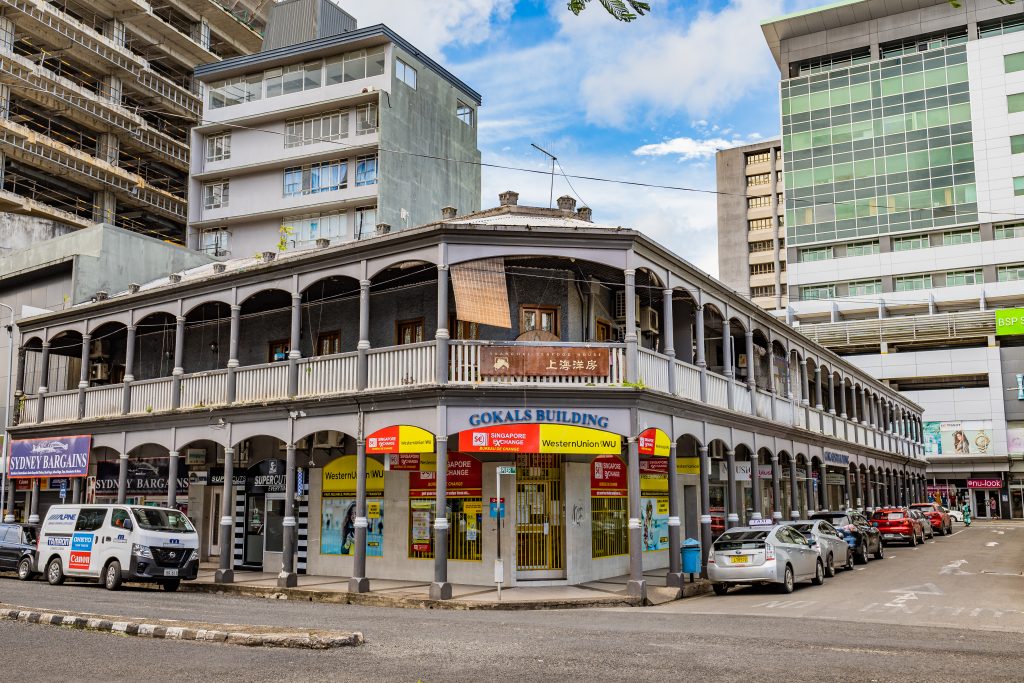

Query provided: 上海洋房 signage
[8,435,91,478]
[967,478,1002,489]
[479,346,609,377]
[457,424,621,455]
[995,308,1024,336]
[366,425,435,455]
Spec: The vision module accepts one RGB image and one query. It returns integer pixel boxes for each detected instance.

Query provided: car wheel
[825,553,836,578]
[779,565,795,594]
[17,557,33,581]
[909,531,918,547]
[104,560,123,591]
[874,542,884,560]
[844,549,855,571]
[855,540,869,565]
[812,559,825,586]
[712,583,729,596]
[937,524,945,537]
[46,557,65,586]
[161,579,181,593]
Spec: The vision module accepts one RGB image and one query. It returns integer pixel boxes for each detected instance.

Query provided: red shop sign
[409,454,482,498]
[967,478,1002,489]
[591,455,627,497]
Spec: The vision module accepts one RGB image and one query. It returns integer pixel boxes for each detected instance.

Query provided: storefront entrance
[515,454,565,578]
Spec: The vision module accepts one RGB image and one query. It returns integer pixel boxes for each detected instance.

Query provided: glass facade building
[782,44,978,246]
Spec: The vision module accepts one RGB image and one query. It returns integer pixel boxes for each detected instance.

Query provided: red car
[910,503,953,536]
[870,507,926,546]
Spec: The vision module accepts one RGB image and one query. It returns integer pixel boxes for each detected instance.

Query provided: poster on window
[1007,422,1024,455]
[411,502,432,552]
[923,421,993,455]
[320,497,384,557]
[640,496,669,552]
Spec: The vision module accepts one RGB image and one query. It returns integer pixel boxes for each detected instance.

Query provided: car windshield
[717,530,768,542]
[910,505,933,511]
[790,523,813,533]
[874,512,905,520]
[131,507,195,533]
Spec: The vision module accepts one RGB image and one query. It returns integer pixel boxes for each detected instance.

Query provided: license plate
[883,534,899,539]
[164,568,178,577]
[729,555,749,564]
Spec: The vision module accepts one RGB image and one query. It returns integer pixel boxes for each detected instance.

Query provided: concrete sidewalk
[184,565,710,610]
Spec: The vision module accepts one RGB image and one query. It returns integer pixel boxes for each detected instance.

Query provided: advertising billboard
[922,421,993,455]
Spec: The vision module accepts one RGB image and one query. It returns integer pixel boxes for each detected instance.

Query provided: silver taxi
[781,520,854,577]
[708,523,824,595]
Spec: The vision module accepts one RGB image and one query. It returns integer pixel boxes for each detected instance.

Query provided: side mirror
[122,519,133,531]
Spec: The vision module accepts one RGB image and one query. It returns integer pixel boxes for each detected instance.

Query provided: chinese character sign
[479,346,610,377]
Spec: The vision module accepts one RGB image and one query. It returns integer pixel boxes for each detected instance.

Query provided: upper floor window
[397,319,425,345]
[283,160,348,197]
[282,212,346,247]
[848,280,882,296]
[748,195,771,209]
[1006,51,1024,74]
[326,46,386,85]
[749,217,772,231]
[945,269,983,287]
[521,306,558,336]
[1009,93,1024,115]
[799,246,833,262]
[285,111,349,148]
[942,229,980,246]
[316,331,341,356]
[355,154,378,186]
[894,274,932,291]
[1013,134,1024,155]
[801,284,835,301]
[996,222,1024,239]
[998,264,1024,282]
[456,100,474,126]
[747,173,770,186]
[200,227,230,257]
[846,240,879,257]
[396,58,417,89]
[204,180,229,209]
[205,132,231,162]
[750,285,776,298]
[750,262,775,275]
[355,206,377,239]
[749,240,773,253]
[746,151,770,165]
[265,61,321,98]
[893,235,928,251]
[208,74,261,109]
[1015,176,1024,196]
[356,103,378,135]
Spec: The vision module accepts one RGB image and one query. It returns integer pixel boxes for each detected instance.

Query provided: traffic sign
[489,497,506,518]
[59,481,67,502]
[497,466,517,475]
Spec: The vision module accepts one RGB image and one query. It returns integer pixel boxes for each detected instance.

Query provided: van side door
[105,508,133,568]
[69,508,108,576]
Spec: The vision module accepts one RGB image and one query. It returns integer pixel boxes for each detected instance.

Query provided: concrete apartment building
[187,0,482,258]
[0,0,269,242]
[761,0,1024,517]
[716,139,788,310]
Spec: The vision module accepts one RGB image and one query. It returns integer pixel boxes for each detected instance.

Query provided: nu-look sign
[8,435,91,478]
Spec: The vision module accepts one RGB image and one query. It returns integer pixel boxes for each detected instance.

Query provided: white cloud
[340,0,515,55]
[633,136,747,159]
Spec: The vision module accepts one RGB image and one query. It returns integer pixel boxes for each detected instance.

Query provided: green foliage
[567,0,650,22]
[948,0,1014,6]
[278,224,295,252]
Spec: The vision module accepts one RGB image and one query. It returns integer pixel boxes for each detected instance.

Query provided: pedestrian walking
[989,496,998,519]
[961,501,971,527]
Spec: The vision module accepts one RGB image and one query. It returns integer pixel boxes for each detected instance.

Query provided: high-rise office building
[187,0,482,257]
[716,139,787,310]
[762,0,1024,517]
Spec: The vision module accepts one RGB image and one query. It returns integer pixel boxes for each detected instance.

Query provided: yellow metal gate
[515,454,565,573]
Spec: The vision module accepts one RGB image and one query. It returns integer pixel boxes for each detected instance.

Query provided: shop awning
[455,423,622,455]
[637,428,670,457]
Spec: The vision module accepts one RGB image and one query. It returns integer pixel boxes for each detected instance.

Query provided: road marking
[940,560,970,575]
[986,542,999,547]
[991,530,1005,535]
[886,583,943,595]
[751,600,817,609]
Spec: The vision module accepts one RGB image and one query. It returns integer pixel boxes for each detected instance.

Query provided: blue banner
[8,435,91,478]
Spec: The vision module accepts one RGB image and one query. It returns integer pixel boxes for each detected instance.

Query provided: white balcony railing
[236,363,289,403]
[181,370,229,409]
[299,352,359,396]
[368,341,436,389]
[733,380,752,414]
[20,396,38,423]
[637,348,671,392]
[448,341,626,386]
[673,360,701,401]
[130,377,173,414]
[43,390,78,423]
[707,374,728,409]
[84,385,122,419]
[755,390,773,419]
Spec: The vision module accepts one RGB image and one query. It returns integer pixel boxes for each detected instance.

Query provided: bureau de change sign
[8,435,91,478]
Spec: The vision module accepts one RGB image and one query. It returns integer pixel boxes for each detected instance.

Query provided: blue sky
[344,0,818,275]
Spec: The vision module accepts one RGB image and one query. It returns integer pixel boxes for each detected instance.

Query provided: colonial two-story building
[6,194,926,599]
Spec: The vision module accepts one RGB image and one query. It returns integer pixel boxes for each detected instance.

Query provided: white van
[36,504,199,591]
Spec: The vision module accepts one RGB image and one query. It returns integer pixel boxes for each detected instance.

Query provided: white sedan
[944,506,963,522]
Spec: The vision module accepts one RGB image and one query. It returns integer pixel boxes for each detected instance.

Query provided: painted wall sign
[479,346,609,377]
[466,409,609,429]
[590,454,627,497]
[322,455,384,497]
[387,453,437,472]
[995,308,1024,336]
[637,428,671,457]
[8,435,91,478]
[366,425,435,455]
[717,461,774,482]
[823,450,851,465]
[208,468,246,487]
[457,424,622,455]
[409,454,481,498]
[967,478,1002,489]
[95,460,189,495]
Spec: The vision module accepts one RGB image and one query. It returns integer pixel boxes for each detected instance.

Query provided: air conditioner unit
[89,340,108,359]
[639,306,659,333]
[616,325,642,343]
[89,363,110,381]
[613,291,641,321]
[313,431,342,449]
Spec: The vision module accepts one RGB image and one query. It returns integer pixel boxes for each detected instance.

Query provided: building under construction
[0,0,270,242]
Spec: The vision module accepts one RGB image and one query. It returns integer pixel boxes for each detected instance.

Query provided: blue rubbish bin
[681,537,701,575]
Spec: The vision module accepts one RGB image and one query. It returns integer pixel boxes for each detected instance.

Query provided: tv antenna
[531,143,557,208]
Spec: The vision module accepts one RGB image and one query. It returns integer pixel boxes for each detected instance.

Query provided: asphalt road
[0,521,1021,682]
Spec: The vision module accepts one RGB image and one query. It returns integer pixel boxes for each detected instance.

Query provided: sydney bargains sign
[8,435,91,478]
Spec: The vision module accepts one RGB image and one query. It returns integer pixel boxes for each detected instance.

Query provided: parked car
[709,525,824,595]
[910,503,953,536]
[810,510,884,563]
[0,523,39,580]
[870,507,925,546]
[910,509,935,539]
[781,520,853,576]
[944,506,963,523]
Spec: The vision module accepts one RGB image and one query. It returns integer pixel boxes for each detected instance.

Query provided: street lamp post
[0,302,16,523]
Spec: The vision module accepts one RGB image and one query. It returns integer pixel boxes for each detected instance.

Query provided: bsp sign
[996,308,1024,336]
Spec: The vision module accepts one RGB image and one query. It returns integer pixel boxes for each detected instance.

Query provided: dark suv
[0,523,38,580]
[810,510,883,564]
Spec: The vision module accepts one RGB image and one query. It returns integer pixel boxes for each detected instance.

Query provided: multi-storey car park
[0,0,268,241]
[5,194,926,597]
[761,0,1024,517]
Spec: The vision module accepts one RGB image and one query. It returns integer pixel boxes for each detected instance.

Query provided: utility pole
[0,303,15,523]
